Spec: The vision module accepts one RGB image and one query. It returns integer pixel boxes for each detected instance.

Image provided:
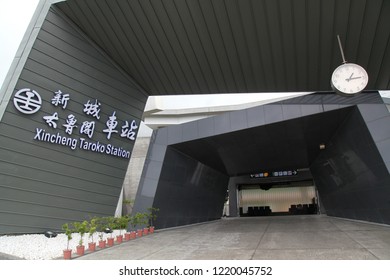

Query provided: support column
[228,178,238,217]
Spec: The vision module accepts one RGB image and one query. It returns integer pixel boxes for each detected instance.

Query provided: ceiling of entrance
[171,106,354,176]
[57,0,390,95]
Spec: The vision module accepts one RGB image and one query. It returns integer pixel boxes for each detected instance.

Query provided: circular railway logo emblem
[13,88,42,114]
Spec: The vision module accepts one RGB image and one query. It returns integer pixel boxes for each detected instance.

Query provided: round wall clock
[331,63,369,96]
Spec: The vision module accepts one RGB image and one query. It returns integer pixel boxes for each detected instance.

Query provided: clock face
[331,63,369,95]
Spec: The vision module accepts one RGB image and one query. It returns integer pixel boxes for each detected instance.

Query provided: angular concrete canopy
[134,92,390,228]
[56,0,390,95]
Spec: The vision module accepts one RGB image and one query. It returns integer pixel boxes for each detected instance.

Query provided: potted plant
[73,220,88,255]
[128,214,137,240]
[113,216,122,244]
[146,207,159,233]
[131,212,147,237]
[116,215,130,241]
[130,230,136,240]
[62,223,73,260]
[124,231,131,241]
[95,216,109,249]
[106,216,116,246]
[87,218,97,252]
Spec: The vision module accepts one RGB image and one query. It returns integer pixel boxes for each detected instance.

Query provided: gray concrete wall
[121,136,151,215]
[0,5,147,234]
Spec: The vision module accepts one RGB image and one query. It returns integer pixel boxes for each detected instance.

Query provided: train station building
[0,0,390,234]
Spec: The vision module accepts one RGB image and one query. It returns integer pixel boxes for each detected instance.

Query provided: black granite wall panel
[151,146,229,228]
[311,106,390,224]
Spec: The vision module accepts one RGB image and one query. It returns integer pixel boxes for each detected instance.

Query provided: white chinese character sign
[63,114,77,135]
[103,111,118,140]
[51,90,69,109]
[83,99,101,119]
[12,87,139,159]
[43,112,59,128]
[121,120,138,140]
[80,120,95,139]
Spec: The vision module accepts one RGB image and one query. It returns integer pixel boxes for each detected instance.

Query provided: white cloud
[0,0,39,87]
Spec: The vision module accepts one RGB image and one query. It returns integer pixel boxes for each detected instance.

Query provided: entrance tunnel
[236,180,318,217]
[133,93,390,228]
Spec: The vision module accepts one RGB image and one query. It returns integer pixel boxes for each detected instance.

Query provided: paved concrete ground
[76,215,390,260]
[0,252,24,260]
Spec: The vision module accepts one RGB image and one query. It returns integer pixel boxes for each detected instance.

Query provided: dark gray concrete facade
[134,92,390,228]
[0,5,148,234]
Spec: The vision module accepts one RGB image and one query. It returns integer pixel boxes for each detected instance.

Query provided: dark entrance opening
[148,93,390,229]
[238,180,318,217]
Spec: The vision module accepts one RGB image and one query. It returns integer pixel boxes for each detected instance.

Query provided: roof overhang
[55,0,390,95]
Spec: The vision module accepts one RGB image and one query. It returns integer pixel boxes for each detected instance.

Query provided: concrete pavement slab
[252,248,378,260]
[76,215,390,260]
[257,230,362,250]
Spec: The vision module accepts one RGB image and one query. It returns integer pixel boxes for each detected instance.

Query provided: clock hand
[346,72,354,82]
[349,76,362,80]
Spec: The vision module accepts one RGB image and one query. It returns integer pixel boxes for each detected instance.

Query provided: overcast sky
[0,0,39,87]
